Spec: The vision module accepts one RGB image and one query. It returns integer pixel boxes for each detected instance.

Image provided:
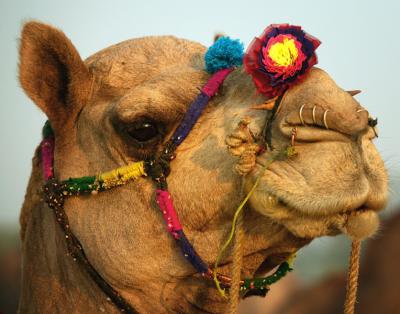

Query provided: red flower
[244,24,321,98]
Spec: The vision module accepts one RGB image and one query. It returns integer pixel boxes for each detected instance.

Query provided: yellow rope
[228,192,245,313]
[344,240,362,314]
[213,168,264,297]
[97,161,146,189]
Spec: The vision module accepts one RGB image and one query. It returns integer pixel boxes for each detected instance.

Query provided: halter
[39,25,326,313]
[41,66,297,313]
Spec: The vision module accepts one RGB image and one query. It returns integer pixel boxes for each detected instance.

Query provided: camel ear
[19,21,92,128]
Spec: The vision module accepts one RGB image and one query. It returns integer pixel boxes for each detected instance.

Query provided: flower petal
[244,24,321,98]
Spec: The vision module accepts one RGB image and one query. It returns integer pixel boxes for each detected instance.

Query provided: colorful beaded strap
[40,29,319,312]
[41,70,292,312]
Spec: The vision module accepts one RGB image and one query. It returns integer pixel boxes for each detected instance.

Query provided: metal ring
[312,106,317,124]
[291,127,297,147]
[299,104,306,125]
[323,110,330,129]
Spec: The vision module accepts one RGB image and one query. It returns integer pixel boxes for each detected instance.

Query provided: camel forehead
[84,36,207,90]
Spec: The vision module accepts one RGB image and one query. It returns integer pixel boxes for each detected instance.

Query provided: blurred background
[0,0,399,313]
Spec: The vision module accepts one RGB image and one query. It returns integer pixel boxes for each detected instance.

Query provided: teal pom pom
[205,37,244,74]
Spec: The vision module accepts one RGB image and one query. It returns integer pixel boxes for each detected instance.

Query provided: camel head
[18,22,387,313]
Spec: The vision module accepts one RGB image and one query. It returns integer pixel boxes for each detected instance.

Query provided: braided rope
[344,240,361,314]
[228,200,244,313]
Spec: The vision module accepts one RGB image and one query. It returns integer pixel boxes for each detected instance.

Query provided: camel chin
[343,209,380,240]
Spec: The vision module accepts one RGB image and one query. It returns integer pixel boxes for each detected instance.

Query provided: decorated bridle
[41,24,322,313]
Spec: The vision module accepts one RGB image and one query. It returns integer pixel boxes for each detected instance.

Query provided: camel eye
[126,119,160,143]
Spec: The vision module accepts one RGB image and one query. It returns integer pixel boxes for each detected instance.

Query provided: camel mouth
[345,199,384,214]
[252,251,293,278]
[247,165,382,240]
[207,248,292,281]
[252,159,383,219]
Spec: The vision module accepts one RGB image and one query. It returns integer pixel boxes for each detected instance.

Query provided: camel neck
[18,152,117,313]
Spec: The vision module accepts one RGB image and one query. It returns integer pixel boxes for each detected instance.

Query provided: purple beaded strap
[155,189,209,273]
[155,68,234,275]
[171,68,233,146]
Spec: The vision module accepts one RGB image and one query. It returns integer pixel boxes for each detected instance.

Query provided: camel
[17,21,388,313]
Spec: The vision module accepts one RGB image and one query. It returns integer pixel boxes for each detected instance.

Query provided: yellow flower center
[268,37,299,67]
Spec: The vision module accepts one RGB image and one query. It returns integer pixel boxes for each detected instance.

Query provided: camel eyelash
[112,115,166,152]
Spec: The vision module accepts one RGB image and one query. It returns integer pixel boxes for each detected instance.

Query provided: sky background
[0,0,399,281]
[1,0,400,226]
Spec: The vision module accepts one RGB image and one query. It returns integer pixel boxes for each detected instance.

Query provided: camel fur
[18,21,388,313]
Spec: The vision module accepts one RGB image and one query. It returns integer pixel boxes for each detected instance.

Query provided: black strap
[263,93,285,151]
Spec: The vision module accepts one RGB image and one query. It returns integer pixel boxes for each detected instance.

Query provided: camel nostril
[368,117,379,138]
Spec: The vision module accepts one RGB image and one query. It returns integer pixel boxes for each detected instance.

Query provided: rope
[213,146,296,296]
[344,240,361,314]
[213,170,264,296]
[227,194,245,313]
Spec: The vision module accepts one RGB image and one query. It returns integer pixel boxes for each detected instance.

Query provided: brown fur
[18,21,388,313]
[19,22,92,131]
